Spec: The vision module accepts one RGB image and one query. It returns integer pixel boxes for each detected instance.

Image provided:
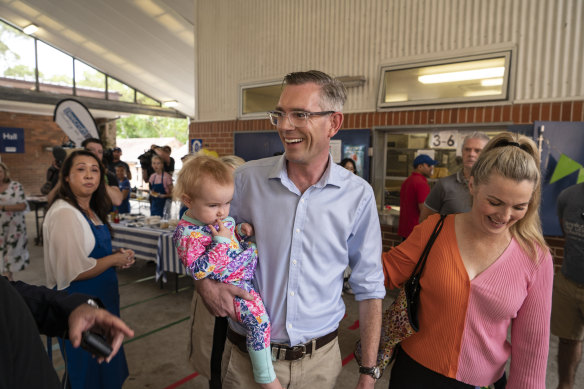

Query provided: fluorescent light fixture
[464,89,501,97]
[418,67,505,84]
[163,100,178,108]
[23,24,38,35]
[481,78,503,86]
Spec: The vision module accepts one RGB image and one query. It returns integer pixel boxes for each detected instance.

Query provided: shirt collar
[456,169,469,185]
[268,154,342,189]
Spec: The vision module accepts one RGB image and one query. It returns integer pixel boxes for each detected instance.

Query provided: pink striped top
[382,214,553,388]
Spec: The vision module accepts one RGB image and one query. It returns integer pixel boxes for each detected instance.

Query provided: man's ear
[327,112,344,138]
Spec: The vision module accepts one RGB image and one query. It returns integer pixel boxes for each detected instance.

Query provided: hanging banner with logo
[53,99,99,146]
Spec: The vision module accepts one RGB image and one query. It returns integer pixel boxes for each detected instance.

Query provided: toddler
[172,156,281,389]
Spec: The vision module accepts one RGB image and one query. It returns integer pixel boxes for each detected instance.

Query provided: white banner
[53,99,99,146]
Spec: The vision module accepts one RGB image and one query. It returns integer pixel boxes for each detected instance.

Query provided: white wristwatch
[86,299,100,309]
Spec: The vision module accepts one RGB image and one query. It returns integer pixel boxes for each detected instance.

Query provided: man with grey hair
[419,131,489,221]
[195,70,385,389]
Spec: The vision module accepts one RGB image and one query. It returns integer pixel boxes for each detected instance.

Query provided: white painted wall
[194,0,583,121]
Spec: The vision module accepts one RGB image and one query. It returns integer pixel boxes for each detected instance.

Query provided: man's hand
[68,304,134,363]
[355,374,376,389]
[195,278,253,320]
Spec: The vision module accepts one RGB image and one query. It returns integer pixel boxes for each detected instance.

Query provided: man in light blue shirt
[195,70,385,388]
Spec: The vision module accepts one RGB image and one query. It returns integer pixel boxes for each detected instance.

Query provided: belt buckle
[290,343,307,360]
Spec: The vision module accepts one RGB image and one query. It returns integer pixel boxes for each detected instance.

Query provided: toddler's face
[188,180,234,225]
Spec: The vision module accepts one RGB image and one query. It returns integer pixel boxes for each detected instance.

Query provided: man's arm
[419,204,436,223]
[10,279,134,363]
[355,298,382,389]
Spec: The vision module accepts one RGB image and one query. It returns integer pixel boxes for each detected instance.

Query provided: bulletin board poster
[343,144,365,178]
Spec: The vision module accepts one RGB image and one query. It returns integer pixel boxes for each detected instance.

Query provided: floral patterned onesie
[173,214,276,384]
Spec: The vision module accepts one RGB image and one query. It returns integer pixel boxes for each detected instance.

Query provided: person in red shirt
[398,154,438,239]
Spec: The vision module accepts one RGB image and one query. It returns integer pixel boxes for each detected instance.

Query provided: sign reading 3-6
[431,131,457,149]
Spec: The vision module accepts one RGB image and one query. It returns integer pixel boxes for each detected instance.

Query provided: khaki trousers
[221,334,342,389]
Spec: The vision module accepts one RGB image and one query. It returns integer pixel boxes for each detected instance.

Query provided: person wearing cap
[109,147,132,180]
[397,154,438,239]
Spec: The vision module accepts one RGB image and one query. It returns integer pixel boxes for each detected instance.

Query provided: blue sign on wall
[190,138,203,153]
[0,127,25,153]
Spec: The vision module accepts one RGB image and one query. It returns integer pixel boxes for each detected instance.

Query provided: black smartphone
[80,331,112,358]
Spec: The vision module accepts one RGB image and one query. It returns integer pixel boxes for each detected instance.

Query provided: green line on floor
[118,275,156,287]
[120,285,193,310]
[123,316,190,345]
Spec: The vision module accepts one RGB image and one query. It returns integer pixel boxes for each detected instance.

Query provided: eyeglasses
[268,110,335,127]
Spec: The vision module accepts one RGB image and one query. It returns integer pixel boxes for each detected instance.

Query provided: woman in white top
[43,149,135,389]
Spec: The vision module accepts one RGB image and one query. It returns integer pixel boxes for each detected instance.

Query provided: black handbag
[354,214,446,376]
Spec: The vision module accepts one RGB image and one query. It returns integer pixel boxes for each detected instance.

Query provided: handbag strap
[410,214,446,278]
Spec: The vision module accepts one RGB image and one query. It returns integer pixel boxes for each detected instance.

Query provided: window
[75,59,105,98]
[0,22,36,87]
[378,52,512,108]
[107,77,134,102]
[137,91,160,106]
[37,41,73,94]
[240,81,281,118]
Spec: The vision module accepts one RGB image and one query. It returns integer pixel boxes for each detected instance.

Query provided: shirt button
[296,228,300,233]
[292,260,297,265]
[290,291,295,296]
[288,324,293,329]
[300,199,304,203]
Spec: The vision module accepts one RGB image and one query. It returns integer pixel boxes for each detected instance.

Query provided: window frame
[377,50,513,109]
[239,79,282,119]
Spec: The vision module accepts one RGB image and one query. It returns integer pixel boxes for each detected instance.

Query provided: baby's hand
[209,219,231,239]
[239,222,254,237]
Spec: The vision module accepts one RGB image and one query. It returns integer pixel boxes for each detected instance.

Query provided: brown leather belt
[226,326,338,361]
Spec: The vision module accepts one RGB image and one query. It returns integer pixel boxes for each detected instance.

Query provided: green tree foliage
[117,115,188,144]
[4,64,36,78]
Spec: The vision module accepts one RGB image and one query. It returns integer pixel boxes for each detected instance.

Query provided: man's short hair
[462,132,490,147]
[81,138,102,148]
[283,70,347,111]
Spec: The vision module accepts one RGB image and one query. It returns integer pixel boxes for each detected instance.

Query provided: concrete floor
[13,212,584,388]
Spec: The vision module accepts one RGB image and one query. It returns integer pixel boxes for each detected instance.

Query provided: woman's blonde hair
[470,132,548,261]
[174,155,233,201]
[0,162,11,183]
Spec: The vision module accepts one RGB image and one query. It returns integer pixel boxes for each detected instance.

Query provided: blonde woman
[382,132,553,388]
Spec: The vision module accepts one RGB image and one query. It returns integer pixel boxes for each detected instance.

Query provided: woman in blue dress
[148,154,173,216]
[43,149,135,389]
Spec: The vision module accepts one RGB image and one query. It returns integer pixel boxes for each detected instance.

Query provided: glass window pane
[136,91,159,106]
[74,59,105,98]
[37,41,73,94]
[380,54,509,107]
[108,77,134,102]
[0,22,36,89]
[242,84,281,115]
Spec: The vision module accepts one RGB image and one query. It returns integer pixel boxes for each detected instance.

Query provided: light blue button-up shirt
[229,155,385,346]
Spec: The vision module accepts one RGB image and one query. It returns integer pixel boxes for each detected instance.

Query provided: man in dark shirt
[0,277,134,389]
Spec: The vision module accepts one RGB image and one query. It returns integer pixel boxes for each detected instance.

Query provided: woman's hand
[113,248,135,269]
[209,219,231,239]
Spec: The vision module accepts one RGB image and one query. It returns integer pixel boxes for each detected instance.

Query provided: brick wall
[0,111,64,195]
[190,100,583,268]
